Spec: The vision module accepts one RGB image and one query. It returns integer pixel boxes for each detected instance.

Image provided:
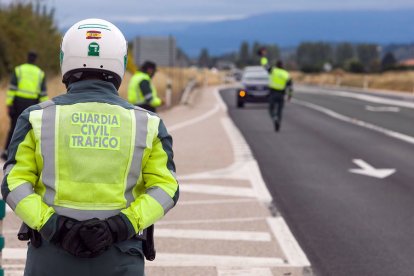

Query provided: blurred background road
[221,85,414,276]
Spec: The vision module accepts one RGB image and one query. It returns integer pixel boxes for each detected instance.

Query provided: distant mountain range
[110,10,414,57]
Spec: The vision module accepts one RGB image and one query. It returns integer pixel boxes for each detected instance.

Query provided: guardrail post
[165,79,172,107]
[363,76,369,90]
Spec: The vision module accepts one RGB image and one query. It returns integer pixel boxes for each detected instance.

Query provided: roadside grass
[291,70,414,93]
[0,67,224,150]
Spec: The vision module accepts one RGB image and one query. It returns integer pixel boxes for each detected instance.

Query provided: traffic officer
[1,51,48,161]
[268,60,293,132]
[2,18,179,276]
[127,61,162,113]
[258,47,269,69]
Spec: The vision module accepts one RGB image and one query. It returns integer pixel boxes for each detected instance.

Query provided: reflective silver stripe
[146,186,174,214]
[9,85,17,90]
[3,164,14,176]
[144,93,153,100]
[16,89,37,96]
[125,109,148,206]
[38,100,54,109]
[39,90,47,97]
[41,104,57,206]
[54,206,121,220]
[7,183,34,210]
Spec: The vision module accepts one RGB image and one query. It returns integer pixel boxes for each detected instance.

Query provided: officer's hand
[79,219,113,257]
[51,216,95,258]
[79,215,131,256]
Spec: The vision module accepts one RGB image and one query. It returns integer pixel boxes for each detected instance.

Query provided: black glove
[50,216,96,258]
[79,215,131,255]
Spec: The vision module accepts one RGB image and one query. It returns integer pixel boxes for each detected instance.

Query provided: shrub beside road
[292,70,414,93]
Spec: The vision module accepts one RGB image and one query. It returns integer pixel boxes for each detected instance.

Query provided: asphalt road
[220,86,414,276]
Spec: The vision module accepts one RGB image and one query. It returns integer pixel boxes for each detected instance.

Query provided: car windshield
[242,71,269,82]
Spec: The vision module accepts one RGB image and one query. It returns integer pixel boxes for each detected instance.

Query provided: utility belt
[18,223,156,261]
[269,88,286,94]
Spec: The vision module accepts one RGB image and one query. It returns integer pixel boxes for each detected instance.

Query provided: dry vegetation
[291,70,414,93]
[0,67,224,150]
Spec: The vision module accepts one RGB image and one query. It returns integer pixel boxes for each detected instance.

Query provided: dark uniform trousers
[5,98,39,152]
[24,239,145,276]
[268,89,285,123]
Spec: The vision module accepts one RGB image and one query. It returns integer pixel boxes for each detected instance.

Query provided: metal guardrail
[180,79,198,105]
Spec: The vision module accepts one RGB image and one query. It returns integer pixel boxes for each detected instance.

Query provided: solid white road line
[217,267,274,276]
[179,198,257,205]
[145,253,286,267]
[155,228,272,242]
[157,217,266,226]
[365,105,400,112]
[293,99,414,145]
[267,217,311,267]
[168,103,220,133]
[220,117,272,204]
[179,183,256,198]
[297,86,414,109]
[3,248,27,260]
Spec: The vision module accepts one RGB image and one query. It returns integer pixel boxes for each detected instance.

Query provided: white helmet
[60,18,127,88]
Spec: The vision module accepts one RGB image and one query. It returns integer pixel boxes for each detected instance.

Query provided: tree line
[296,42,394,73]
[0,2,61,80]
[198,41,280,69]
[200,41,401,73]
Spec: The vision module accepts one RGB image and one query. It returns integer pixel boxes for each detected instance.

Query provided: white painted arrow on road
[349,159,396,179]
[365,105,400,112]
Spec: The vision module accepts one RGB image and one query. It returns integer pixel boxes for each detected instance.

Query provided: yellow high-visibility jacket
[2,79,179,237]
[269,67,290,91]
[6,63,48,106]
[127,71,161,108]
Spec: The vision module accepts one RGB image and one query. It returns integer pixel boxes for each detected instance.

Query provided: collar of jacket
[67,79,119,96]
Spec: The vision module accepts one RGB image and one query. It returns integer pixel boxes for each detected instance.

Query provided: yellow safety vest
[261,57,269,67]
[6,63,47,106]
[127,71,161,107]
[3,80,178,234]
[269,67,290,91]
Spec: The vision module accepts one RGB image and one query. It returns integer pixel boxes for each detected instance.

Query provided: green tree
[335,43,354,68]
[266,44,280,66]
[0,2,61,79]
[237,41,250,67]
[297,42,333,72]
[250,41,261,66]
[198,48,210,68]
[356,44,380,72]
[345,58,365,73]
[381,52,397,71]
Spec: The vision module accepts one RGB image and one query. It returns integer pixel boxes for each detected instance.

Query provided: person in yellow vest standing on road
[2,18,179,276]
[127,61,162,113]
[258,47,269,70]
[1,51,48,160]
[268,60,293,132]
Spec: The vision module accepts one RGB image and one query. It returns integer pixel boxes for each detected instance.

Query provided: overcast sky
[4,0,414,26]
